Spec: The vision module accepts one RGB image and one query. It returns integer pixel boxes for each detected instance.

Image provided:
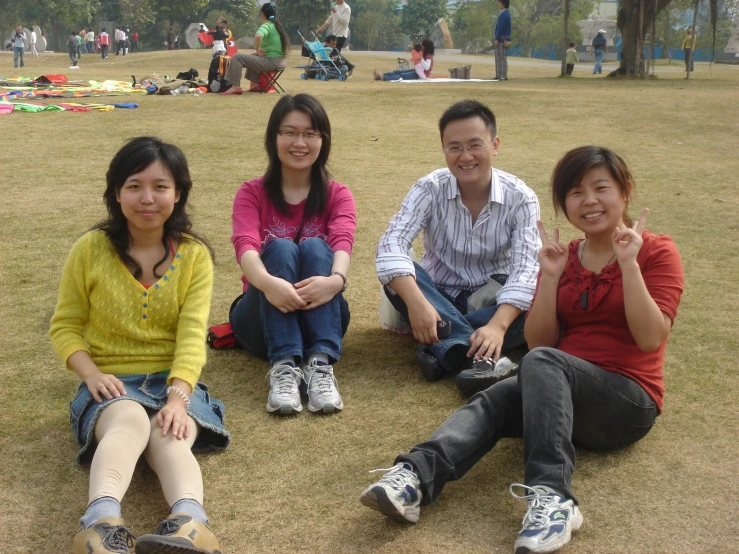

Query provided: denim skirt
[70,371,231,466]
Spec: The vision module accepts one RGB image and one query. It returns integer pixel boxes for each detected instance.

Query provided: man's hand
[407,298,442,344]
[467,321,506,362]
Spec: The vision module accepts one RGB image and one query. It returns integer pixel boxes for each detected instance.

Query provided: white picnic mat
[392,78,499,83]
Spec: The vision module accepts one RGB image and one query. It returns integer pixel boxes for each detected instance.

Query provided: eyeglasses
[442,140,494,155]
[277,129,323,141]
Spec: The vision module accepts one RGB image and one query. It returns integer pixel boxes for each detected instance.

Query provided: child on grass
[566,41,578,75]
[51,137,230,554]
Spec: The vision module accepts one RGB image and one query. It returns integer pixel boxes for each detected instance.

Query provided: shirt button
[170,266,175,270]
[142,315,147,319]
[155,284,160,288]
[163,276,169,280]
[143,303,148,308]
[143,292,148,297]
[175,254,181,258]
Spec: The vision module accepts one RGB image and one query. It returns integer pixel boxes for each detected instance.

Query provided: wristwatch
[330,271,348,292]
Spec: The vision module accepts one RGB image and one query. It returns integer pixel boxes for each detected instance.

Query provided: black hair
[438,100,497,141]
[569,41,575,47]
[263,94,331,216]
[92,137,213,279]
[261,3,290,56]
[421,38,435,56]
[326,34,337,43]
[413,43,422,51]
[102,27,106,31]
[499,0,510,8]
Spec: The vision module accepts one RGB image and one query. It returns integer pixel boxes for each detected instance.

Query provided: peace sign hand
[537,220,568,278]
[612,208,649,265]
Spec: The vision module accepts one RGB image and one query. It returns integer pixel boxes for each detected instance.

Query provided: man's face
[498,1,505,9]
[442,116,499,190]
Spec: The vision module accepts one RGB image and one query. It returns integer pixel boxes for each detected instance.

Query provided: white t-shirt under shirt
[322,2,351,37]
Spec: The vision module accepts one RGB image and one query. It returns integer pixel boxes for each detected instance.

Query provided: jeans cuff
[269,348,304,366]
[304,347,340,364]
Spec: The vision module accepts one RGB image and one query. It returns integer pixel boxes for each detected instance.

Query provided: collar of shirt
[445,168,504,205]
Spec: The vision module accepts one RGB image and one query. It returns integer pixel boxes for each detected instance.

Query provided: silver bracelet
[166,385,191,410]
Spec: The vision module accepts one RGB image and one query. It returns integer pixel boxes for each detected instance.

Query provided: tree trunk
[611,0,672,76]
[687,0,699,80]
[560,0,570,76]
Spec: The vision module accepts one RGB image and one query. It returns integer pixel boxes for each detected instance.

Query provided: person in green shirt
[566,42,578,75]
[221,3,290,94]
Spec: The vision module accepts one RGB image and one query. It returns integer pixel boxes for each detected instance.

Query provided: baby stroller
[296,28,348,81]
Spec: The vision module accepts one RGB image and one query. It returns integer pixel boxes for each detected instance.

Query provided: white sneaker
[359,463,423,523]
[266,364,303,414]
[303,361,343,413]
[510,484,583,553]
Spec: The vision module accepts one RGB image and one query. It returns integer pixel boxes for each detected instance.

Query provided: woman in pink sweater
[231,94,356,415]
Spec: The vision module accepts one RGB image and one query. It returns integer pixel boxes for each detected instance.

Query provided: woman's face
[276,110,323,176]
[116,160,180,235]
[564,166,631,235]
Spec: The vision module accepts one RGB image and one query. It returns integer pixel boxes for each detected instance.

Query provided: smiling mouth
[583,212,604,220]
[289,151,309,157]
[459,164,477,170]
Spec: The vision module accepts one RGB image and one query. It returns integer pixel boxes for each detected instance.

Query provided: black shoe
[456,357,519,397]
[415,344,443,382]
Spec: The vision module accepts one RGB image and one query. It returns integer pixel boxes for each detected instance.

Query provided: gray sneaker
[266,364,304,415]
[359,463,423,523]
[303,361,343,413]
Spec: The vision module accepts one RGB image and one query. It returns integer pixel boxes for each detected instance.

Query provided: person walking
[592,29,607,74]
[12,25,26,68]
[682,26,697,74]
[315,0,351,52]
[131,30,139,52]
[493,0,511,80]
[99,28,110,59]
[86,29,95,53]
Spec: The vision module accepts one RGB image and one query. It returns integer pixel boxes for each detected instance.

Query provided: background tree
[401,0,447,36]
[280,0,331,39]
[352,0,403,49]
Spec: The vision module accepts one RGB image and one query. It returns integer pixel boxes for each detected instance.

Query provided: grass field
[0,49,737,553]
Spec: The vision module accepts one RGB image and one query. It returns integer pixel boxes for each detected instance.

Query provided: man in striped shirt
[376,100,540,395]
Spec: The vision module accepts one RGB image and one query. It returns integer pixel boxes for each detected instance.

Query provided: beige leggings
[89,400,203,507]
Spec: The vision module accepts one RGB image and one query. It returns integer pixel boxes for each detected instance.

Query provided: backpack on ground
[208,55,231,92]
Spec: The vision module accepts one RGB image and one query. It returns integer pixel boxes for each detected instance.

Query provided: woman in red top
[359,146,683,554]
[230,94,356,416]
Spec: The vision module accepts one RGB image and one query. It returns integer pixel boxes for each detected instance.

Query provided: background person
[12,25,25,68]
[230,94,356,415]
[494,0,511,80]
[592,29,607,74]
[220,2,289,94]
[373,38,434,81]
[565,41,578,75]
[86,28,94,53]
[99,28,110,59]
[682,26,697,74]
[361,145,684,554]
[50,137,229,554]
[30,28,38,57]
[315,0,351,52]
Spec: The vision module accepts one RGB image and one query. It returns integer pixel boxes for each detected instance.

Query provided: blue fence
[506,44,717,62]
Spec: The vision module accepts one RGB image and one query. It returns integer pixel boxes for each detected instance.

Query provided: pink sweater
[232,177,356,290]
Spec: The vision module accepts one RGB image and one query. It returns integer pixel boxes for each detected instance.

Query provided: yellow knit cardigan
[50,231,213,389]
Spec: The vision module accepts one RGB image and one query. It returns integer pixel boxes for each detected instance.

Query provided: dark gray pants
[494,41,508,79]
[397,347,657,505]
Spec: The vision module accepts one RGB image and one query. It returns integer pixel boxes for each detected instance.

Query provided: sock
[308,353,330,366]
[273,357,296,368]
[79,496,121,529]
[172,499,208,525]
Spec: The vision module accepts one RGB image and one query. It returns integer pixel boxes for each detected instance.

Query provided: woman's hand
[157,394,190,440]
[295,275,343,310]
[537,220,568,278]
[84,371,127,403]
[263,276,307,313]
[613,208,649,266]
[255,47,266,56]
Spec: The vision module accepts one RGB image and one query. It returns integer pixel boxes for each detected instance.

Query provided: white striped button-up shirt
[376,168,541,310]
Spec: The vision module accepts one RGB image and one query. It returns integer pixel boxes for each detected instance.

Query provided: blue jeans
[397,347,657,505]
[384,263,526,371]
[594,49,604,74]
[382,69,418,81]
[230,238,350,365]
[13,46,24,67]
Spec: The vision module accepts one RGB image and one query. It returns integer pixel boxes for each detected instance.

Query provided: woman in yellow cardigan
[50,137,230,554]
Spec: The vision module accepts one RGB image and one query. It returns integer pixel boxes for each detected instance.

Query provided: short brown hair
[551,146,634,226]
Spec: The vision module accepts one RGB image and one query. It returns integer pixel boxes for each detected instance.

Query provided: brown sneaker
[134,514,221,554]
[71,517,136,554]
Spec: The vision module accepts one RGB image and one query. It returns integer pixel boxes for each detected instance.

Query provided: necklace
[578,240,616,309]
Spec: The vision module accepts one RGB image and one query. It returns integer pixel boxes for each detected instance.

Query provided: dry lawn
[0,50,737,553]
